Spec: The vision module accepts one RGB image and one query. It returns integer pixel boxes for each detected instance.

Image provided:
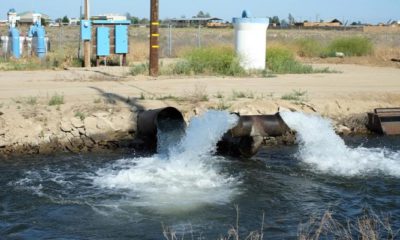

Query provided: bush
[130,63,148,76]
[175,46,245,76]
[48,93,64,106]
[295,38,325,58]
[266,46,314,74]
[327,36,373,57]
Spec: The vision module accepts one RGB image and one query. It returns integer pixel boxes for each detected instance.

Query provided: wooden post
[149,0,159,77]
[84,0,91,68]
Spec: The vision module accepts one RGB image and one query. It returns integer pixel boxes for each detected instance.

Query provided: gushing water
[93,110,240,212]
[280,111,400,177]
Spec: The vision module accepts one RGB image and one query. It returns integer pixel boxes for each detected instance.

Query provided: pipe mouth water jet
[137,107,290,157]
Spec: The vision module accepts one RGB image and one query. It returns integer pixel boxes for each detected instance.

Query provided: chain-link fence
[1,25,400,63]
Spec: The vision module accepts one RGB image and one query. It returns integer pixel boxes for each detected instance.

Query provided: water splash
[93,110,240,212]
[280,111,400,177]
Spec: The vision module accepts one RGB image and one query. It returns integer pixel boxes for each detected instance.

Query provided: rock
[70,128,80,137]
[71,117,84,128]
[92,112,109,118]
[60,119,73,132]
[336,124,352,135]
[84,117,98,135]
[335,52,345,58]
[0,138,5,148]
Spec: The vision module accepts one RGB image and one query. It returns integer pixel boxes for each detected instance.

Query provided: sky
[0,0,399,24]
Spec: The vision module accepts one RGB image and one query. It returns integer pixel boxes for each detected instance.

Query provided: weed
[130,63,148,76]
[281,89,308,101]
[174,46,246,76]
[93,98,102,104]
[215,92,224,99]
[48,93,64,106]
[74,111,86,120]
[295,38,325,58]
[215,99,232,110]
[139,92,146,100]
[172,61,192,75]
[26,97,38,106]
[185,84,209,103]
[327,36,374,57]
[156,95,183,101]
[267,46,314,74]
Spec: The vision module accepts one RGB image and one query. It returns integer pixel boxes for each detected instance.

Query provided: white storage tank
[233,11,269,70]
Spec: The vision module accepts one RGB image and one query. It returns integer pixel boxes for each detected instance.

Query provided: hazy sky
[0,0,399,24]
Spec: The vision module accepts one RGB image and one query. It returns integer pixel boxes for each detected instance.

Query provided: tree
[288,13,295,25]
[196,11,211,18]
[269,16,280,25]
[62,15,69,24]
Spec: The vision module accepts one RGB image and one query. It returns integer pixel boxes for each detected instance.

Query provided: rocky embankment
[0,103,371,158]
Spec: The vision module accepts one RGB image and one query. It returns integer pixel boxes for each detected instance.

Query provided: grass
[130,63,148,76]
[74,111,86,120]
[214,99,232,110]
[267,46,315,74]
[299,210,399,240]
[295,38,326,58]
[231,90,255,100]
[281,89,308,101]
[327,36,374,57]
[174,46,246,76]
[48,93,65,106]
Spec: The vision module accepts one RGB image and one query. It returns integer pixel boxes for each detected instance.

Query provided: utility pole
[84,0,91,67]
[149,0,159,77]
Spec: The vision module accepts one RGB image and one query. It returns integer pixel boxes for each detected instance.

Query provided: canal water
[0,111,399,239]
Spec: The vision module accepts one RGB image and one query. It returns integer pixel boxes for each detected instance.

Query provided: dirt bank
[0,64,399,157]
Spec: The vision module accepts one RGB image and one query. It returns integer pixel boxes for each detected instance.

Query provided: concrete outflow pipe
[137,107,290,157]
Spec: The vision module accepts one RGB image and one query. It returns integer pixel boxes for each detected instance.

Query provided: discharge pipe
[137,107,186,151]
[137,108,290,158]
[218,113,290,157]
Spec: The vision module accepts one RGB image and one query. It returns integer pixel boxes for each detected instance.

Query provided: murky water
[1,111,400,239]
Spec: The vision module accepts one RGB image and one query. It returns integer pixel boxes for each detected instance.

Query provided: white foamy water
[280,111,400,177]
[93,110,240,212]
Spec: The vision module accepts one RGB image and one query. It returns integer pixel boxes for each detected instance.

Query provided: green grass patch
[267,47,314,74]
[281,89,308,101]
[327,36,373,57]
[174,46,246,76]
[74,111,86,120]
[48,93,64,106]
[295,38,325,58]
[130,63,148,76]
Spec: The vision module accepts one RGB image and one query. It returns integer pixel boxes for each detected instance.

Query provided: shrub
[266,46,314,74]
[327,36,373,57]
[175,46,245,76]
[295,38,325,58]
[48,93,64,106]
[130,63,148,76]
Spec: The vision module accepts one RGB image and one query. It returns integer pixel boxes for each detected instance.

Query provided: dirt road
[0,63,399,156]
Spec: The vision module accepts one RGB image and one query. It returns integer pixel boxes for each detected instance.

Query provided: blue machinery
[81,19,130,66]
[27,14,48,58]
[0,9,48,59]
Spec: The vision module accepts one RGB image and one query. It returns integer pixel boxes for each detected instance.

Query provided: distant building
[69,18,80,25]
[0,20,7,26]
[91,14,127,21]
[300,19,343,28]
[17,11,51,26]
[167,17,223,27]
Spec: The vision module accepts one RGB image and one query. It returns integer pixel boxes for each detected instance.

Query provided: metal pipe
[217,113,290,158]
[137,107,186,151]
[230,113,290,137]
